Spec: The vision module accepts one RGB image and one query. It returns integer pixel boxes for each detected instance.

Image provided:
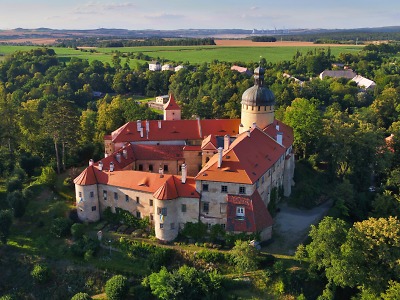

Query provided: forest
[0,42,399,299]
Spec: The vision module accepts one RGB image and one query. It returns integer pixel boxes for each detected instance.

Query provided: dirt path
[264,200,332,255]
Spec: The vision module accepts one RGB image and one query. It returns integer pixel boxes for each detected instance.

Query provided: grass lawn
[0,44,362,65]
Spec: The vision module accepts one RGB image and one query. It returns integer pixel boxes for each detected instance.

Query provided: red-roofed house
[75,67,295,242]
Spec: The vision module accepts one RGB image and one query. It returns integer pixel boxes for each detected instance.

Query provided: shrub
[230,240,259,273]
[36,166,57,187]
[6,178,23,193]
[7,190,28,218]
[105,275,129,300]
[71,292,92,300]
[71,223,85,239]
[31,263,51,283]
[51,217,72,238]
[197,249,225,264]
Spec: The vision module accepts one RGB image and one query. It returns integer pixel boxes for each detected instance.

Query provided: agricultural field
[0,42,362,66]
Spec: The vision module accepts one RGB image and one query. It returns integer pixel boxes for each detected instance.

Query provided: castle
[74,66,295,241]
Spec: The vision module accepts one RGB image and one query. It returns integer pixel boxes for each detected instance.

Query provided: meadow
[0,43,362,65]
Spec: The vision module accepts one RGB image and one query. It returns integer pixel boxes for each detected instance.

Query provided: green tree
[230,239,259,273]
[0,210,13,244]
[105,275,129,300]
[31,263,51,283]
[7,190,27,219]
[71,292,92,300]
[283,98,323,158]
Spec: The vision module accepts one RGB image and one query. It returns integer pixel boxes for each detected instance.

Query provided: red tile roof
[226,190,273,233]
[110,119,241,144]
[132,144,184,160]
[196,127,285,184]
[97,143,135,171]
[263,119,294,149]
[201,134,218,150]
[74,165,99,185]
[74,167,199,200]
[163,94,181,111]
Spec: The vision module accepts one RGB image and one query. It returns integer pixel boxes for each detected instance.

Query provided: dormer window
[236,206,245,219]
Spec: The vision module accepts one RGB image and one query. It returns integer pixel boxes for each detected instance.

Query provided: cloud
[250,6,260,10]
[145,13,185,20]
[73,1,137,15]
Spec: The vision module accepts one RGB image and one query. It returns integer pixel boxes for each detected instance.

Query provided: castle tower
[163,94,181,121]
[239,66,275,134]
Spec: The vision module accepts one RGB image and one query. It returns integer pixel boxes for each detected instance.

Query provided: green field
[0,44,362,65]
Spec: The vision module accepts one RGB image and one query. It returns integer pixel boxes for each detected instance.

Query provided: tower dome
[241,66,275,106]
[239,66,275,133]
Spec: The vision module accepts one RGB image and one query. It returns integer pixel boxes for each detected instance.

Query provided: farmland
[0,42,362,65]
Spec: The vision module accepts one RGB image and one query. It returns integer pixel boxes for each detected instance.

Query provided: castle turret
[163,94,181,121]
[239,66,275,133]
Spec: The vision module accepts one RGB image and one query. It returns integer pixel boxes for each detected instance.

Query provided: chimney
[122,149,127,159]
[98,161,103,171]
[146,120,150,132]
[276,124,280,131]
[181,163,187,184]
[247,130,251,138]
[252,122,257,129]
[136,120,141,131]
[277,132,283,146]
[110,161,114,172]
[140,127,143,138]
[218,147,223,168]
[159,167,164,178]
[158,120,162,129]
[197,117,203,138]
[89,159,94,166]
[116,153,121,163]
[224,134,230,150]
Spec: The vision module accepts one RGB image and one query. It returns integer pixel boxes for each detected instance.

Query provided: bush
[36,166,57,187]
[71,223,85,239]
[71,292,92,300]
[105,275,129,300]
[7,190,28,218]
[71,235,100,258]
[6,178,23,193]
[31,263,51,283]
[51,217,72,238]
[197,249,225,264]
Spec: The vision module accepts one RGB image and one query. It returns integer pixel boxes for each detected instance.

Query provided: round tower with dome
[239,66,275,133]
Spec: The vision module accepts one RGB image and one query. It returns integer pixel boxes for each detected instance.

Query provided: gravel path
[264,200,332,255]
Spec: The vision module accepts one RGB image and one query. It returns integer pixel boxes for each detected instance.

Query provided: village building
[74,66,295,242]
[319,69,376,91]
[148,61,161,71]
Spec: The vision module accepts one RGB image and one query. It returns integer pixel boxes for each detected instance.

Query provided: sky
[0,0,399,31]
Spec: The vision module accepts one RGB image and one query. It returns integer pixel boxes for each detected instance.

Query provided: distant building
[74,66,295,242]
[319,69,357,80]
[352,75,376,91]
[149,61,161,71]
[174,65,185,72]
[231,65,252,76]
[155,95,169,105]
[162,64,175,71]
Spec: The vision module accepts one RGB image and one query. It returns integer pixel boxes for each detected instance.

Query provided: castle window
[136,197,140,204]
[239,186,246,194]
[258,106,260,111]
[256,180,259,189]
[163,164,169,172]
[136,211,141,219]
[221,185,228,193]
[149,199,153,206]
[202,202,209,213]
[221,224,226,229]
[170,223,175,230]
[90,191,94,198]
[158,207,167,216]
[202,184,209,192]
[79,192,82,198]
[160,223,164,229]
[125,195,129,202]
[149,164,153,172]
[236,206,245,219]
[91,206,96,211]
[262,175,265,184]
[103,190,107,200]
[181,204,186,212]
[138,164,143,171]
[114,192,118,200]
[150,214,154,221]
[207,223,212,229]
